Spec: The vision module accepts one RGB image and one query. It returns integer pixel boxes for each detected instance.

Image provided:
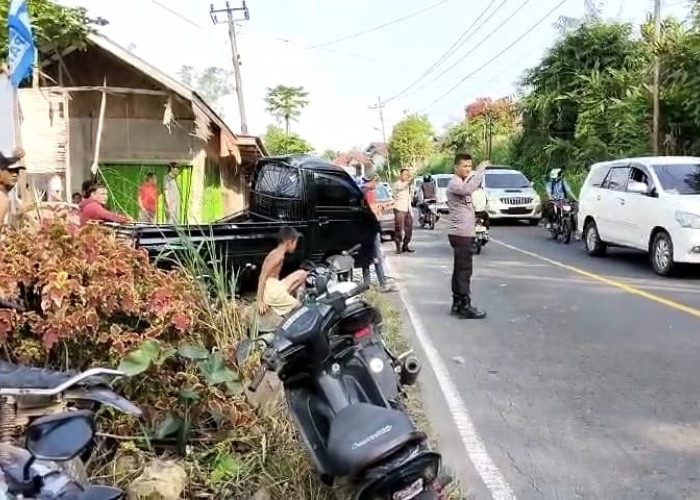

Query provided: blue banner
[7,0,36,87]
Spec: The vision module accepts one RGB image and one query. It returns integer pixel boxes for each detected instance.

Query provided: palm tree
[264,85,310,135]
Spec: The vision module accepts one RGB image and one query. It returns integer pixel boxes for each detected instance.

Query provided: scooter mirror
[26,410,94,462]
[78,485,125,500]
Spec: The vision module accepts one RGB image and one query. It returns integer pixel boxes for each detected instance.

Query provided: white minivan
[578,156,700,275]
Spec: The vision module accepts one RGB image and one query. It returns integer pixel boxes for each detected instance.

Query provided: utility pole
[369,96,391,177]
[210,2,250,134]
[652,0,661,155]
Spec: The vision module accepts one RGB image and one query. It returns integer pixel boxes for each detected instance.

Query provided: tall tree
[178,65,233,117]
[388,114,435,173]
[512,22,650,184]
[264,85,310,134]
[262,125,313,155]
[0,0,106,62]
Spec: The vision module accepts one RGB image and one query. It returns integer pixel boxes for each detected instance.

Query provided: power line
[418,0,571,112]
[237,29,411,68]
[307,0,450,49]
[145,0,206,30]
[385,0,505,103]
[409,0,533,97]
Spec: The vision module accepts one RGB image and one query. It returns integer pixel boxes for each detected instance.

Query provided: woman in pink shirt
[79,184,130,225]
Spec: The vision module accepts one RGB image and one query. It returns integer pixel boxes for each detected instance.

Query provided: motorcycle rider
[545,168,576,229]
[419,174,437,222]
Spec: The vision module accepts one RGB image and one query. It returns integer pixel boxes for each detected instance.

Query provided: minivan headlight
[675,211,700,229]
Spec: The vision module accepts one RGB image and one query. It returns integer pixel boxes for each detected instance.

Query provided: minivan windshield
[484,173,530,189]
[653,163,700,195]
[437,177,450,188]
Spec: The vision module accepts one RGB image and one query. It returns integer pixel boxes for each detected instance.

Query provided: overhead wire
[307,0,451,49]
[407,0,533,98]
[236,30,411,67]
[145,0,207,30]
[384,0,505,103]
[417,0,572,112]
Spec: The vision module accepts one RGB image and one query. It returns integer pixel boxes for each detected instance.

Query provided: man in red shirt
[79,184,130,225]
[138,173,158,223]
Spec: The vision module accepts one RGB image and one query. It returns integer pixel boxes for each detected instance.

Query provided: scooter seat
[326,403,426,477]
[0,361,77,390]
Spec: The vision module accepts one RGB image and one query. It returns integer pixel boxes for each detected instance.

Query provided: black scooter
[249,282,447,499]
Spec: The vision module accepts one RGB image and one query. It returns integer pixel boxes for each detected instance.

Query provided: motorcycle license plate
[475,226,486,233]
[392,478,424,500]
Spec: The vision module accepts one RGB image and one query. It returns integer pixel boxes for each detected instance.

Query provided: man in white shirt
[392,168,414,254]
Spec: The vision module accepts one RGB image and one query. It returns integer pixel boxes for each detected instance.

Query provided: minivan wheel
[584,221,607,257]
[651,231,676,276]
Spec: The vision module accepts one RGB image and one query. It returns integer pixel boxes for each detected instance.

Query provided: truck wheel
[651,231,676,276]
[584,220,607,257]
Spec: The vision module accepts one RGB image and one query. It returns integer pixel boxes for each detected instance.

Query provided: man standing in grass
[393,168,414,254]
[446,153,487,320]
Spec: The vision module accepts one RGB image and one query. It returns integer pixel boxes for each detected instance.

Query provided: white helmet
[549,168,562,180]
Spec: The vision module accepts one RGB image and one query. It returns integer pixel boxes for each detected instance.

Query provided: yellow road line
[491,237,700,320]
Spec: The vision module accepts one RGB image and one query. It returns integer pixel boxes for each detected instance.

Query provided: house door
[99,164,192,223]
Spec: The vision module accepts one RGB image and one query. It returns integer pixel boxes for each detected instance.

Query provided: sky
[57,0,693,152]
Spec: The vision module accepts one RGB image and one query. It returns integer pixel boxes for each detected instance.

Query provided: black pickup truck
[117,155,378,288]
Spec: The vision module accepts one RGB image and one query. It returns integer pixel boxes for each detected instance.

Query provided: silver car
[482,167,542,225]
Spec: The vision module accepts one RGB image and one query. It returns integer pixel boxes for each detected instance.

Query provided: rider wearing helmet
[419,174,437,219]
[545,168,576,229]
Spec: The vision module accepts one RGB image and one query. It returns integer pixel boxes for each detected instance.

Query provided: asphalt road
[386,220,700,500]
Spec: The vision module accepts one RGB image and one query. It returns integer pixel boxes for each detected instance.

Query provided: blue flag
[7,0,36,87]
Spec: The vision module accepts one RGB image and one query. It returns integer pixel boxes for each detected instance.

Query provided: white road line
[385,258,516,500]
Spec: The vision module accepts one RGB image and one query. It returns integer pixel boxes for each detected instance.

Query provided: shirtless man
[256,226,308,316]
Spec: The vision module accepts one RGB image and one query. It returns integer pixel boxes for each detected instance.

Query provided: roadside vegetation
[0,216,459,498]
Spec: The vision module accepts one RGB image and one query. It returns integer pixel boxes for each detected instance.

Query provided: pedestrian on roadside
[138,172,158,223]
[446,153,487,319]
[164,163,181,224]
[361,174,396,293]
[393,168,414,254]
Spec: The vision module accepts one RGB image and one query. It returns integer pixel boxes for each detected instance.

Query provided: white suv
[482,167,541,224]
[578,156,700,275]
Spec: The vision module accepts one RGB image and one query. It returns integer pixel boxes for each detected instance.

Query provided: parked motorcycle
[547,200,576,244]
[0,299,143,493]
[418,200,438,230]
[303,245,420,407]
[0,410,126,499]
[249,280,446,499]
